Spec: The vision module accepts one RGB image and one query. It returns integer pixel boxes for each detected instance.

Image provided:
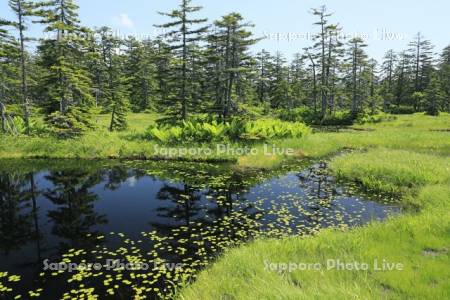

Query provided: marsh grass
[1,113,449,165]
[331,149,450,196]
[178,113,450,300]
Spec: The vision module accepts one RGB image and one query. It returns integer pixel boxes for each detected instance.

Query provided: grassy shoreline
[177,114,450,299]
[1,113,449,167]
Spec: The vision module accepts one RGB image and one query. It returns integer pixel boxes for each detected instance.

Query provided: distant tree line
[1,1,449,136]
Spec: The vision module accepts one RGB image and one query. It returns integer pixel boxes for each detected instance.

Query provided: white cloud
[126,176,137,188]
[114,14,135,29]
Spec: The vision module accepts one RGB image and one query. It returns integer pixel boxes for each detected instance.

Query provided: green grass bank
[178,114,450,300]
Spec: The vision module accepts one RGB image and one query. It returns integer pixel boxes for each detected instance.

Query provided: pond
[0,159,401,299]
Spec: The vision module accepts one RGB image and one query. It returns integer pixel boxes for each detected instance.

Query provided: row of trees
[1,0,449,136]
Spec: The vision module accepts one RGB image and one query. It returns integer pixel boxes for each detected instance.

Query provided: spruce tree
[408,32,434,111]
[289,53,308,108]
[36,0,94,136]
[393,51,412,109]
[156,0,208,121]
[0,20,20,106]
[153,39,174,113]
[345,37,368,117]
[96,27,129,131]
[425,72,443,116]
[8,0,38,134]
[208,13,257,119]
[269,52,290,109]
[85,29,108,108]
[0,21,20,133]
[255,50,274,105]
[124,37,157,112]
[311,6,333,117]
[380,49,397,110]
[438,45,450,112]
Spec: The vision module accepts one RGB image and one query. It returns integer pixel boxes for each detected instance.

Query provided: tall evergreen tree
[380,49,397,110]
[156,0,208,121]
[289,53,308,108]
[8,0,38,134]
[425,72,443,116]
[96,27,129,131]
[85,29,108,108]
[311,6,333,117]
[438,45,450,112]
[345,37,368,117]
[255,50,273,105]
[0,20,20,105]
[153,39,174,113]
[124,38,157,112]
[269,52,290,109]
[209,13,257,119]
[393,51,412,109]
[0,21,20,133]
[408,32,434,110]
[36,0,94,135]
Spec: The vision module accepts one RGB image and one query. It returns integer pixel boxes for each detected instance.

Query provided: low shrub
[388,105,417,115]
[45,107,95,139]
[356,112,397,124]
[279,108,397,126]
[278,108,355,126]
[145,118,311,144]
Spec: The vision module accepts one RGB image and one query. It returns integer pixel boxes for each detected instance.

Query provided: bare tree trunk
[181,2,188,120]
[351,45,358,117]
[17,0,30,135]
[307,53,318,114]
[0,102,6,133]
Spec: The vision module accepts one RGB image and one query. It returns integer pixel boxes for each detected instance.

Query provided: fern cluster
[145,118,310,144]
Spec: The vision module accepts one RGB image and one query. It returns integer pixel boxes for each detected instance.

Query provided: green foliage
[388,105,417,115]
[278,108,356,126]
[425,73,443,116]
[356,112,396,124]
[331,149,450,195]
[44,107,95,139]
[37,0,95,117]
[145,118,310,144]
[109,96,129,131]
[243,119,310,140]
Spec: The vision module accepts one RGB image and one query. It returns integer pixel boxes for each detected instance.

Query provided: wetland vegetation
[1,0,449,299]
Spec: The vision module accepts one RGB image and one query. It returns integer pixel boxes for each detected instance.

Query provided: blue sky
[1,0,449,61]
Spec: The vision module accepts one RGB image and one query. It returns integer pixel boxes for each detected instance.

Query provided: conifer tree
[393,51,412,109]
[269,52,290,109]
[345,37,368,117]
[380,49,397,110]
[156,0,208,121]
[96,27,129,131]
[425,72,443,116]
[438,45,450,112]
[36,0,94,136]
[408,32,434,110]
[153,39,174,113]
[208,13,257,119]
[0,20,20,106]
[0,21,20,132]
[311,6,333,117]
[124,38,157,112]
[289,53,308,108]
[8,0,38,134]
[255,50,274,105]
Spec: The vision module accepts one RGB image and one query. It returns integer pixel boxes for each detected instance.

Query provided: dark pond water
[0,160,400,299]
